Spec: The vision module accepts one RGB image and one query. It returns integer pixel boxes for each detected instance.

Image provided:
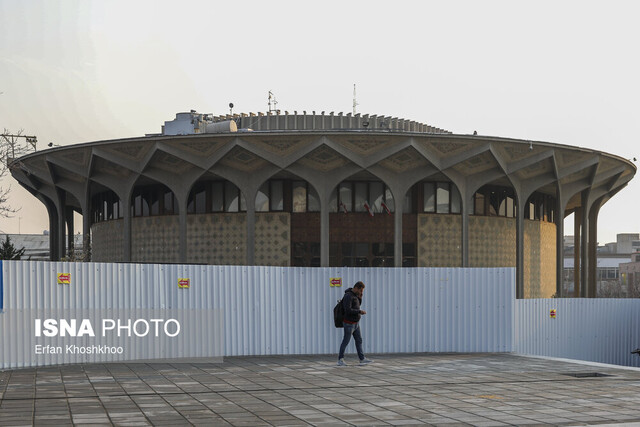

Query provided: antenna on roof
[353,84,358,115]
[268,91,278,114]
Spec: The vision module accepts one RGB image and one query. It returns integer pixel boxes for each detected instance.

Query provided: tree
[0,235,25,260]
[597,280,626,298]
[0,128,37,217]
[61,234,91,262]
[627,275,640,298]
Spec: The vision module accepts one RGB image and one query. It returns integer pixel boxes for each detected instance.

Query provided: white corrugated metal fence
[515,298,640,367]
[6,260,639,370]
[0,261,515,369]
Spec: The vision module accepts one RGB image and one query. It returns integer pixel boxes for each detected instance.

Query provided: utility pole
[268,91,279,114]
[353,84,358,115]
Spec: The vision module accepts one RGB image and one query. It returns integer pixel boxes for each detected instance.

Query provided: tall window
[436,183,450,213]
[188,180,293,214]
[255,184,269,212]
[473,186,516,218]
[91,190,122,223]
[270,180,284,211]
[370,182,384,212]
[354,183,367,212]
[422,182,461,214]
[403,188,413,213]
[338,183,352,212]
[211,182,224,212]
[472,186,554,222]
[227,182,243,212]
[187,180,245,213]
[292,181,320,212]
[424,184,435,212]
[474,192,485,215]
[332,181,395,213]
[525,193,555,221]
[132,185,177,218]
[150,191,160,216]
[188,182,207,214]
[163,190,175,214]
[256,180,284,212]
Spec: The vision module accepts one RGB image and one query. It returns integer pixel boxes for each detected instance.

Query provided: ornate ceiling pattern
[379,147,431,173]
[145,151,194,175]
[102,141,154,161]
[332,135,399,156]
[91,156,134,179]
[296,145,349,172]
[163,137,229,157]
[219,146,268,173]
[250,136,311,157]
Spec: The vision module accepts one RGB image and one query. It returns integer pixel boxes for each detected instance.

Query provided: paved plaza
[2,353,640,426]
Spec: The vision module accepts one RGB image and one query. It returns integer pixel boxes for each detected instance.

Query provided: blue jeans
[339,322,364,360]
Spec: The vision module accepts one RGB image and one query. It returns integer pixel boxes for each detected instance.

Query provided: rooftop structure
[157,110,452,136]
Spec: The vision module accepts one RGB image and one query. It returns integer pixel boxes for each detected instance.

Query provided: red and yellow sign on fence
[57,273,71,285]
[330,277,342,287]
[178,278,190,289]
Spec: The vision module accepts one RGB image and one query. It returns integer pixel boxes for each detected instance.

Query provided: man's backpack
[333,298,344,328]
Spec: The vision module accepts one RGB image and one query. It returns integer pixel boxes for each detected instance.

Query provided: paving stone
[2,353,640,425]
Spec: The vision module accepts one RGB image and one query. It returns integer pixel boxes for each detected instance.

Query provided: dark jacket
[342,288,362,323]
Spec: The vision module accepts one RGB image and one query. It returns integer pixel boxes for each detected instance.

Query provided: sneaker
[337,359,347,366]
[359,358,373,365]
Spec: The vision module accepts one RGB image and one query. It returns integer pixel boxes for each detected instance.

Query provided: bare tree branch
[0,128,35,218]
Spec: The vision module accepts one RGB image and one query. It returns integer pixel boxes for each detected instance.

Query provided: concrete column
[56,192,66,260]
[555,196,564,297]
[56,206,66,259]
[516,196,525,299]
[573,207,581,297]
[122,195,131,262]
[320,192,330,267]
[246,190,256,266]
[177,193,188,264]
[46,202,59,261]
[82,198,91,262]
[588,203,600,298]
[394,196,404,267]
[65,207,74,258]
[580,192,589,298]
[461,192,471,267]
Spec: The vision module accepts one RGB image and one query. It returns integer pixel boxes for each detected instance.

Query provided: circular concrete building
[10,111,635,298]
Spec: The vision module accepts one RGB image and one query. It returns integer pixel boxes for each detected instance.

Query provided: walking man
[337,281,373,366]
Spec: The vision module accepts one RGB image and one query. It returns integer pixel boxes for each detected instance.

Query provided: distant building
[620,253,640,297]
[563,235,575,249]
[563,233,640,297]
[0,233,83,261]
[614,233,640,254]
[564,255,630,297]
[566,233,640,255]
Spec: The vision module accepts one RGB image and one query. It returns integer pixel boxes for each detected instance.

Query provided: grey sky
[0,0,638,244]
